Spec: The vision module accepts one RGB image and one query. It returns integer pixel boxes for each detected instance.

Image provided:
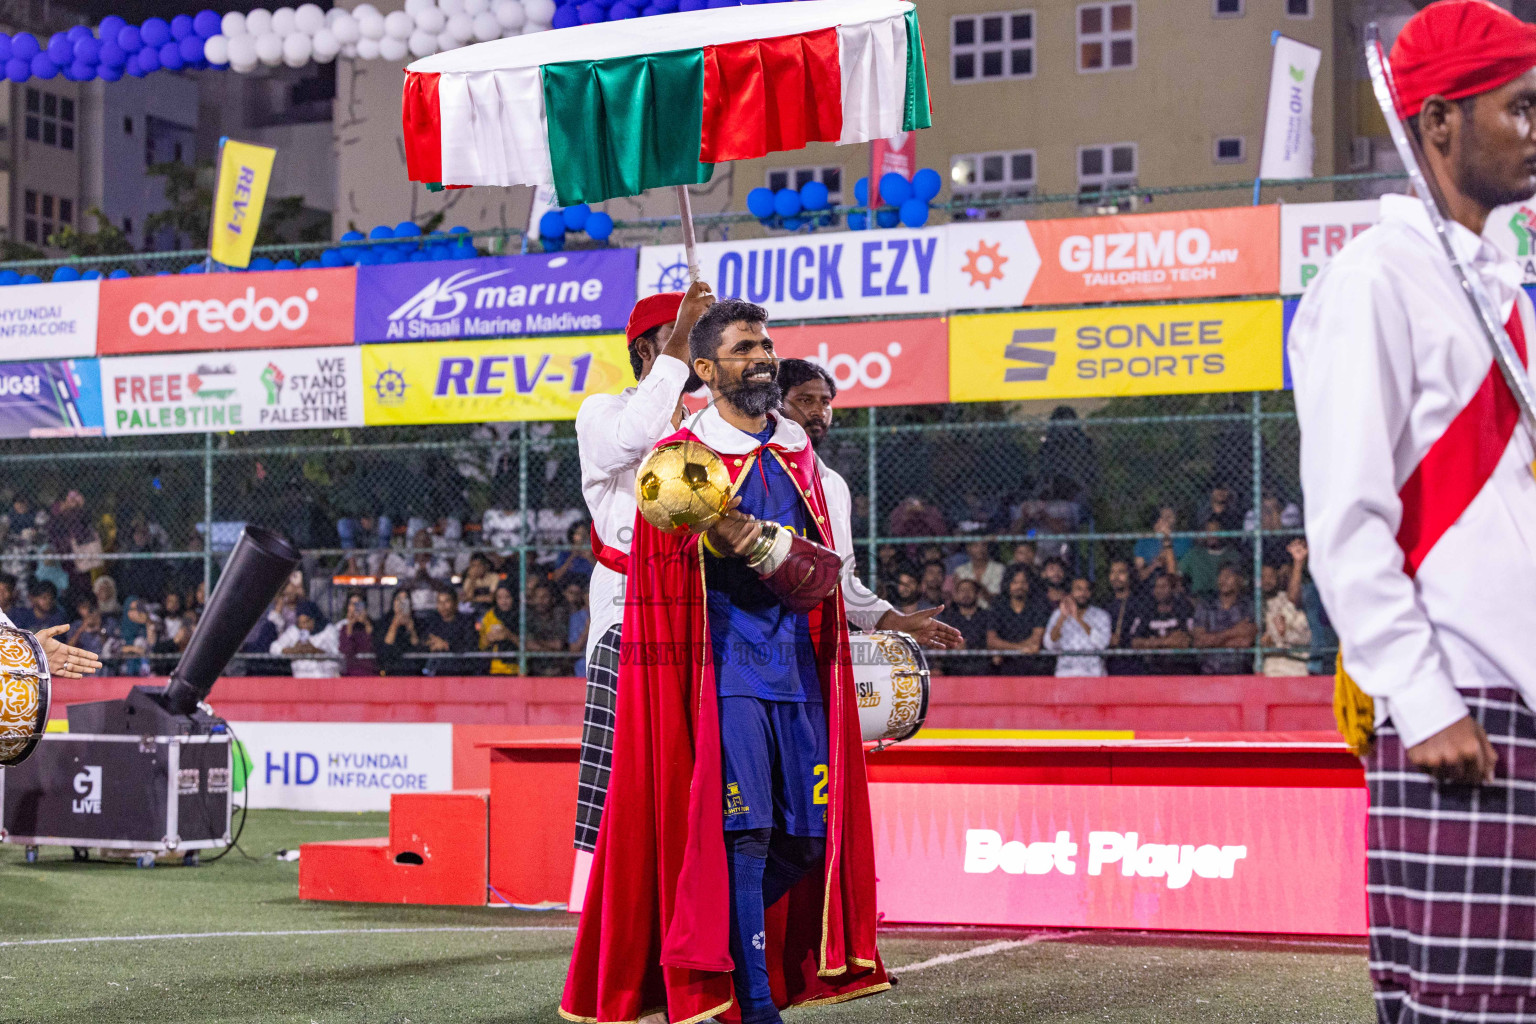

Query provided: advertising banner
[948,300,1283,403]
[1487,201,1536,285]
[1279,200,1379,294]
[354,249,638,344]
[1258,36,1323,180]
[362,334,631,425]
[766,318,949,407]
[870,782,1367,935]
[0,279,99,359]
[98,267,357,355]
[0,360,104,438]
[100,346,364,436]
[232,721,453,812]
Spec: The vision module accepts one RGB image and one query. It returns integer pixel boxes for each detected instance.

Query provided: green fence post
[204,432,214,597]
[1251,393,1264,674]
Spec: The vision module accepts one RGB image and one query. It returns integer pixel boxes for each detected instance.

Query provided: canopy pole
[676,185,700,283]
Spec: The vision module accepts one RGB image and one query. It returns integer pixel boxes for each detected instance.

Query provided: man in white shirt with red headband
[1291,3,1536,1020]
[572,282,712,858]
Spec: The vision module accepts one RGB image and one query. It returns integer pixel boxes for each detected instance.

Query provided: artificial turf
[0,810,1375,1023]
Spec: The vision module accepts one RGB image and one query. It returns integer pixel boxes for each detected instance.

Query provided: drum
[0,626,50,766]
[849,630,930,744]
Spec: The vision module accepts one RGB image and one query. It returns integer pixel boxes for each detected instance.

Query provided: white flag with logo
[1259,35,1323,181]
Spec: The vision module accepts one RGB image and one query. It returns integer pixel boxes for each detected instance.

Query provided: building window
[951,10,1035,82]
[951,150,1035,200]
[122,216,133,237]
[59,198,72,224]
[765,166,843,202]
[23,189,69,245]
[1213,0,1242,16]
[1285,0,1312,17]
[123,116,133,135]
[1077,2,1135,72]
[1214,136,1245,164]
[1078,143,1138,202]
[24,88,74,150]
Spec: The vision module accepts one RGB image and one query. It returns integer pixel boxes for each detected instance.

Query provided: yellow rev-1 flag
[209,137,276,268]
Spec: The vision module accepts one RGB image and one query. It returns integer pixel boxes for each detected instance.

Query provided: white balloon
[340,41,359,57]
[493,0,525,28]
[227,34,259,64]
[282,31,312,66]
[404,0,433,13]
[383,11,415,38]
[436,30,459,50]
[313,28,340,59]
[330,12,359,43]
[357,11,386,39]
[232,54,259,72]
[464,0,490,14]
[522,0,555,24]
[407,29,437,56]
[356,36,381,58]
[521,21,545,32]
[326,7,345,23]
[446,12,474,41]
[413,6,446,32]
[439,0,467,17]
[204,35,231,64]
[378,34,408,60]
[221,11,247,36]
[295,4,326,34]
[245,8,274,35]
[256,32,284,65]
[352,3,382,20]
[471,11,499,39]
[271,7,298,36]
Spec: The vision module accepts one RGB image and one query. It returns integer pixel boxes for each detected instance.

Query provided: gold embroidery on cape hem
[788,981,893,1009]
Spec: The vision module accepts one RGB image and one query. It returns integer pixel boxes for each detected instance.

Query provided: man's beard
[1458,126,1536,209]
[722,363,781,417]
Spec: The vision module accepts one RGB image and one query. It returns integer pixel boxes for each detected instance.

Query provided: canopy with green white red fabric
[401,0,931,206]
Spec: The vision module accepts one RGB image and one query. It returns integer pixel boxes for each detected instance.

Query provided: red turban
[625,292,684,344]
[1390,0,1536,118]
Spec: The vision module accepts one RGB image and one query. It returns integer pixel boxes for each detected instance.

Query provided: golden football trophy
[635,440,732,534]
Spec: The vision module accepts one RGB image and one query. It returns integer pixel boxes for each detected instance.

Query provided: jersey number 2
[812,764,829,805]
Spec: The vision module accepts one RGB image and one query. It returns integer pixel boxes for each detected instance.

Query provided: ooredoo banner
[766,318,949,407]
[0,360,104,438]
[354,249,637,343]
[231,721,453,812]
[361,335,631,425]
[948,300,1283,403]
[97,267,357,355]
[100,346,364,435]
[1279,200,1378,294]
[0,279,99,358]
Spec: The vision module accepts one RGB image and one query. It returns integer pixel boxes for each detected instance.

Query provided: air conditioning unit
[1350,136,1372,171]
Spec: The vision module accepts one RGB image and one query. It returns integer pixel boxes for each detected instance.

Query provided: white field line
[0,925,576,949]
[893,931,1089,974]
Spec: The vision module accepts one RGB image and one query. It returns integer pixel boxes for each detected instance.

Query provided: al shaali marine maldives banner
[361,334,632,424]
[0,360,104,438]
[100,347,364,436]
[353,248,638,343]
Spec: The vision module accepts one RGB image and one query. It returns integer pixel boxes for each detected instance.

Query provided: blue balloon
[653,0,680,10]
[171,14,194,40]
[384,248,409,264]
[706,0,737,7]
[448,224,471,234]
[66,62,94,80]
[81,269,102,280]
[551,5,581,28]
[249,257,275,271]
[745,187,776,219]
[368,225,394,240]
[51,266,80,282]
[898,198,929,228]
[116,25,141,52]
[393,220,421,238]
[847,211,868,231]
[449,242,477,260]
[141,18,170,48]
[875,208,899,229]
[773,188,802,218]
[577,2,605,22]
[73,37,99,64]
[408,250,432,262]
[159,42,182,70]
[542,235,564,253]
[275,258,298,270]
[180,263,203,274]
[340,229,366,242]
[98,64,121,81]
[429,244,454,260]
[677,0,706,10]
[136,47,160,73]
[586,211,614,241]
[0,270,18,286]
[0,36,12,63]
[879,172,912,206]
[608,2,639,17]
[320,248,346,267]
[46,36,71,64]
[4,58,25,82]
[300,259,322,269]
[799,180,829,212]
[108,268,131,279]
[11,33,38,59]
[66,26,92,42]
[562,203,591,232]
[640,4,663,13]
[853,175,869,206]
[355,248,382,266]
[18,274,40,284]
[98,16,126,42]
[178,36,202,63]
[782,217,804,231]
[539,210,567,238]
[30,53,57,78]
[912,167,942,202]
[98,41,126,67]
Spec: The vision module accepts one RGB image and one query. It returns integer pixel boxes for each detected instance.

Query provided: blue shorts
[719,696,829,837]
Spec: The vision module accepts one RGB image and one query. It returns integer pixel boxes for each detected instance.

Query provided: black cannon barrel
[161,526,300,716]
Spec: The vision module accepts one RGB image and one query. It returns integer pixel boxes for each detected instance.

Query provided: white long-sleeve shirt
[575,354,690,662]
[270,623,341,678]
[818,462,893,632]
[1291,193,1536,748]
[1043,605,1111,677]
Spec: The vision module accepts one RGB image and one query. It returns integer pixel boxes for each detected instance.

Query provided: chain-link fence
[0,391,1327,677]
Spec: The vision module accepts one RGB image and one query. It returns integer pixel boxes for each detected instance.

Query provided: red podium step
[299,789,489,905]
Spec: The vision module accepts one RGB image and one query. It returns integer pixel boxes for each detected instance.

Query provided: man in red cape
[561,299,887,1024]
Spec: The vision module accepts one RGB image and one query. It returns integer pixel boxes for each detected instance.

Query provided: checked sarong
[572,623,622,853]
[1368,688,1536,1023]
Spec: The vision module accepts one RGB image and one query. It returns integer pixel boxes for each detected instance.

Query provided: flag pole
[205,136,227,273]
[676,185,700,284]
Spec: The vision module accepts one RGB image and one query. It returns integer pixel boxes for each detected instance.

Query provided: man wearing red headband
[1291,2,1536,1021]
[573,281,713,860]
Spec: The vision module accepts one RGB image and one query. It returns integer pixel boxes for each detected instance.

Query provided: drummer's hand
[705,496,762,558]
[877,606,963,649]
[35,624,102,678]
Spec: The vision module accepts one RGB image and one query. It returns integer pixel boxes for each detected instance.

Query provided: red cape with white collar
[560,409,887,1024]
